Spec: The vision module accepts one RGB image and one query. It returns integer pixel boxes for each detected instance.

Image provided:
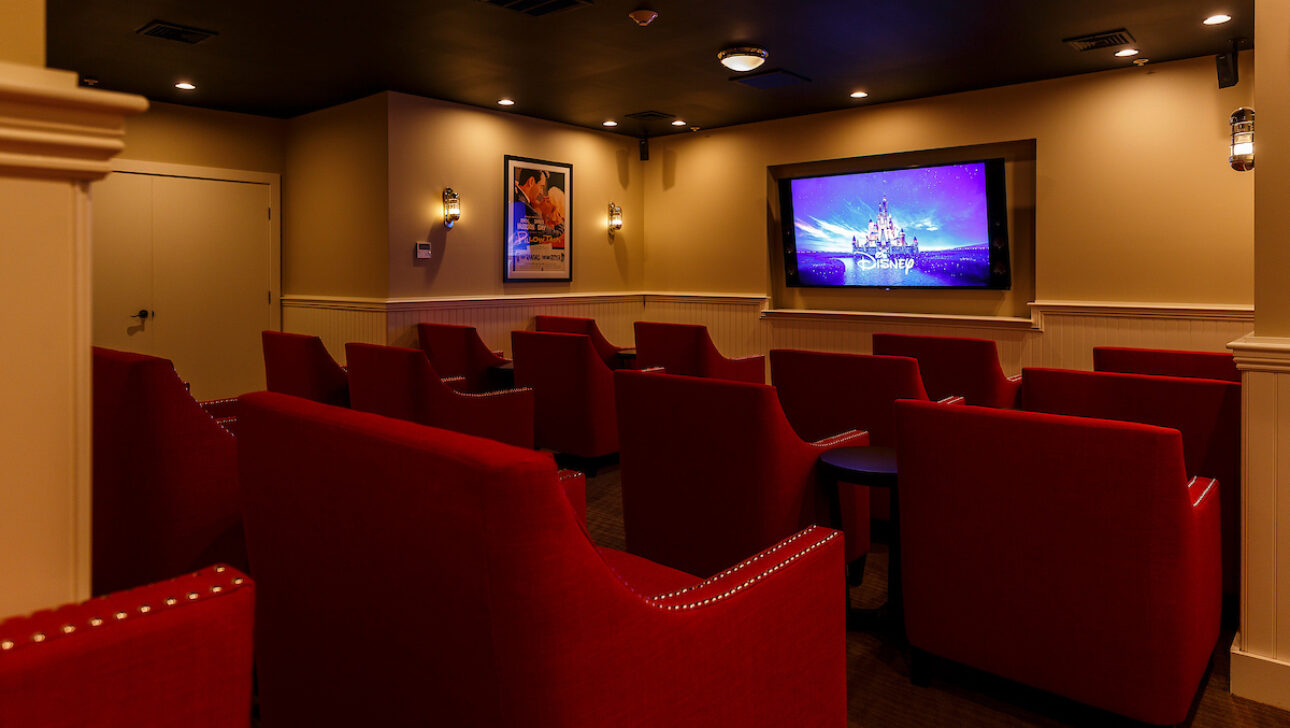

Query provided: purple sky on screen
[791,162,988,251]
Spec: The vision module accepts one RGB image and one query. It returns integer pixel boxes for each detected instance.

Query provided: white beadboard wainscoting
[280,294,1253,372]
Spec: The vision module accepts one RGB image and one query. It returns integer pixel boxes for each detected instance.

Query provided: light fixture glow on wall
[608,202,623,233]
[443,188,462,229]
[718,46,768,72]
[1230,107,1254,171]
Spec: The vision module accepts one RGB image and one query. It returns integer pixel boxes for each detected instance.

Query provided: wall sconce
[1230,107,1254,171]
[608,202,623,234]
[443,187,461,229]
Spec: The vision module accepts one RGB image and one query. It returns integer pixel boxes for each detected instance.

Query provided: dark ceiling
[47,0,1253,137]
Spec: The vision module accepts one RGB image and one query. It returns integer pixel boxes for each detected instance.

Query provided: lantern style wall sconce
[608,202,623,234]
[443,187,462,229]
[1230,107,1254,171]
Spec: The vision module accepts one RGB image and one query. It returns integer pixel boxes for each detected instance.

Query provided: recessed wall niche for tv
[779,158,1011,290]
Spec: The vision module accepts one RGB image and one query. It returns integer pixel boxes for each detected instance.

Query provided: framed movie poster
[504,155,572,282]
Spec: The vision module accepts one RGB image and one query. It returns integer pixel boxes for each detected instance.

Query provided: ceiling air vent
[1062,28,1135,52]
[624,110,675,121]
[136,20,218,44]
[478,0,592,17]
[732,69,811,90]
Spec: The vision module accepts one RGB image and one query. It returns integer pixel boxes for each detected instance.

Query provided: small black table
[488,361,516,389]
[816,445,904,637]
[615,348,637,362]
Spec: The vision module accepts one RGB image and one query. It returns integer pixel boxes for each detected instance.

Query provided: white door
[93,169,276,400]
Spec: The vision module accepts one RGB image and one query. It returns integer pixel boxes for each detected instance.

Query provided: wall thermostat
[415,241,432,259]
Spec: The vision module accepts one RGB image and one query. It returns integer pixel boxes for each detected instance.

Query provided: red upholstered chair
[633,321,765,383]
[0,566,254,728]
[895,400,1220,726]
[770,348,937,522]
[236,391,844,727]
[345,342,534,449]
[1020,367,1242,602]
[1093,346,1241,383]
[261,330,349,406]
[615,369,869,577]
[416,322,510,392]
[511,330,619,458]
[92,348,248,596]
[533,315,631,368]
[872,332,1020,408]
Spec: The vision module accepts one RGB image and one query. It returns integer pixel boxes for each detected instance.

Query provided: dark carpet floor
[585,465,1290,728]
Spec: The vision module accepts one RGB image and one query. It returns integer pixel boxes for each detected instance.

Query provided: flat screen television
[779,158,1011,289]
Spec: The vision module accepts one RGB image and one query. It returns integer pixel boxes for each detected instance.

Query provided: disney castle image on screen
[788,161,993,287]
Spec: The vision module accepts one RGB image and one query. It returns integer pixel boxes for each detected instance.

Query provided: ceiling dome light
[1114,48,1140,57]
[1204,14,1232,25]
[850,90,869,99]
[174,81,196,90]
[602,120,618,127]
[718,46,768,72]
[671,119,687,126]
[497,98,515,106]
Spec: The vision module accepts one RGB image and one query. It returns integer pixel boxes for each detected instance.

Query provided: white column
[0,60,145,617]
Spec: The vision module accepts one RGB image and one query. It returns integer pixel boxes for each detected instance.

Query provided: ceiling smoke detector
[628,8,658,26]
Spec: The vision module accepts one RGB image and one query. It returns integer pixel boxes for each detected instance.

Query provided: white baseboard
[1230,636,1290,711]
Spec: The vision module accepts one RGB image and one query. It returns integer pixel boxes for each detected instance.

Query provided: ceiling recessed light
[850,90,869,99]
[671,119,687,126]
[1203,14,1232,25]
[718,46,768,72]
[174,81,196,90]
[1114,48,1140,57]
[497,98,515,106]
[602,120,618,127]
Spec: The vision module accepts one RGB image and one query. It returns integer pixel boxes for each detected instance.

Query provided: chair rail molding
[0,60,146,618]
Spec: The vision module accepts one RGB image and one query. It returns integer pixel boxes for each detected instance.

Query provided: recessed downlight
[1114,48,1140,57]
[671,119,687,126]
[497,98,515,106]
[1203,14,1232,25]
[174,81,196,90]
[850,90,869,99]
[602,120,618,127]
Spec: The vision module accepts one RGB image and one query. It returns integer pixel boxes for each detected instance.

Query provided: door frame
[108,158,282,332]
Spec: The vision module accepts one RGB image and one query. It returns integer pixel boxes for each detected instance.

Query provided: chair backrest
[91,347,246,595]
[895,399,1219,725]
[262,330,349,406]
[632,321,707,376]
[534,315,621,365]
[416,322,501,384]
[512,330,617,457]
[235,392,612,726]
[1020,367,1241,595]
[344,343,439,423]
[1093,346,1240,383]
[0,566,255,728]
[614,369,821,576]
[872,332,1011,406]
[770,349,928,445]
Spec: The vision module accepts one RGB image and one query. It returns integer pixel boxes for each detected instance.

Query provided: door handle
[130,309,154,320]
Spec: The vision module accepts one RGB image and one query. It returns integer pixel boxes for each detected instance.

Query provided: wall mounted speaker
[1217,47,1239,88]
[639,138,650,161]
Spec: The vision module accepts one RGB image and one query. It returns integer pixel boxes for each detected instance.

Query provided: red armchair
[894,400,1220,726]
[235,391,844,727]
[770,348,937,521]
[345,342,534,448]
[262,330,349,406]
[533,314,631,368]
[1020,367,1241,601]
[0,566,254,727]
[633,321,764,383]
[615,369,869,576]
[92,348,248,596]
[416,322,510,392]
[1093,345,1241,383]
[511,330,619,458]
[872,332,1019,408]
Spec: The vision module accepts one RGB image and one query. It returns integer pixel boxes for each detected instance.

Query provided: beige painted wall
[644,55,1254,314]
[385,92,644,299]
[0,0,44,66]
[121,101,286,174]
[1254,4,1290,336]
[284,93,390,299]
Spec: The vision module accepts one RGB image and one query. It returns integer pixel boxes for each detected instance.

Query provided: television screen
[780,158,1010,289]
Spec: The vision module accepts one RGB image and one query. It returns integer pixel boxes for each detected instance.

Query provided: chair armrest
[558,469,587,525]
[442,375,470,393]
[714,354,766,384]
[639,366,665,374]
[937,395,966,405]
[809,429,870,449]
[1189,476,1219,508]
[199,397,239,420]
[1007,373,1022,383]
[444,387,535,449]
